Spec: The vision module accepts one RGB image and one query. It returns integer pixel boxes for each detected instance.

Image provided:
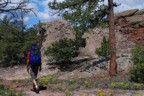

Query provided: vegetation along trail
[1,64,144,96]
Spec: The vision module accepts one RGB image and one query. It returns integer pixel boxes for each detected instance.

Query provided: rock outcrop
[40,20,75,62]
[41,9,144,74]
[115,9,144,45]
[115,9,139,19]
[41,20,75,50]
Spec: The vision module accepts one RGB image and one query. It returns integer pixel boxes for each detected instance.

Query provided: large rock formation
[115,9,138,19]
[115,9,144,45]
[41,20,75,49]
[40,20,75,62]
[41,9,144,74]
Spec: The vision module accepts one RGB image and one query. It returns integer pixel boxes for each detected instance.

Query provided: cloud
[27,2,38,11]
[37,12,49,20]
[0,14,6,19]
[99,0,144,13]
[24,0,144,27]
[24,17,29,22]
[113,0,144,13]
[25,0,62,26]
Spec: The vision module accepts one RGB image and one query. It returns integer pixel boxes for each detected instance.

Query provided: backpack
[29,48,41,66]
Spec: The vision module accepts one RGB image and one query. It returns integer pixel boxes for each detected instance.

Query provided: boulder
[135,9,144,15]
[139,22,144,27]
[115,9,138,19]
[126,15,144,25]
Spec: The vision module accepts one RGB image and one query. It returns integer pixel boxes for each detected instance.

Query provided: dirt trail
[25,91,65,96]
[0,63,59,80]
[2,78,144,96]
[1,64,144,96]
[0,64,66,96]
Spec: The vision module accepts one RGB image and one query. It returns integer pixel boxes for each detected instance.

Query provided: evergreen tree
[0,16,23,66]
[96,36,110,58]
[0,0,35,16]
[108,0,117,76]
[0,0,37,67]
[49,0,107,31]
[0,16,40,67]
[48,0,117,75]
[49,0,108,48]
[23,24,41,52]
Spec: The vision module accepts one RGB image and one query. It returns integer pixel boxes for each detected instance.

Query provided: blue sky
[2,0,143,27]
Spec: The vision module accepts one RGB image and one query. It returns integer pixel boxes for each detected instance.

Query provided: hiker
[26,44,42,93]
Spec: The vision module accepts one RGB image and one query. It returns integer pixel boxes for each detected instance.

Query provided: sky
[2,0,144,27]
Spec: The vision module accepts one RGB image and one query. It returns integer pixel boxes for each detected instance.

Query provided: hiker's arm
[39,58,42,71]
[26,52,30,72]
[26,60,30,69]
[39,62,42,71]
[39,53,42,71]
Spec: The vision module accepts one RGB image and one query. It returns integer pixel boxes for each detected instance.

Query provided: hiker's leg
[33,82,35,89]
[29,66,40,93]
[32,79,39,93]
[33,68,39,94]
[29,67,38,88]
[33,79,38,88]
[33,66,39,88]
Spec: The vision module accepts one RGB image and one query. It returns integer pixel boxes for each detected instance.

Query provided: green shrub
[0,85,23,96]
[129,63,144,83]
[132,83,144,90]
[97,21,108,28]
[131,45,144,64]
[68,80,74,85]
[74,37,86,49]
[83,80,91,88]
[44,38,78,63]
[96,36,110,58]
[38,76,58,85]
[111,82,130,89]
[96,89,106,96]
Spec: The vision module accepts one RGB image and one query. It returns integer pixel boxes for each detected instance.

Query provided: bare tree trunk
[108,0,117,76]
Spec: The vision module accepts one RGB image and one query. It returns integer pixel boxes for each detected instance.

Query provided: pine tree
[48,0,117,76]
[0,16,40,67]
[108,0,117,76]
[0,0,35,16]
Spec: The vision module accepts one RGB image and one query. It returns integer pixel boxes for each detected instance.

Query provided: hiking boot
[31,84,36,92]
[35,87,39,94]
[31,87,36,92]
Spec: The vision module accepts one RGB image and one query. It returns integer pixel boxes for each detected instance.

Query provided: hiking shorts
[29,65,39,80]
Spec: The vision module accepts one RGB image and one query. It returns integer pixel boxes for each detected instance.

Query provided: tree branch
[50,0,91,10]
[113,3,121,7]
[0,0,36,16]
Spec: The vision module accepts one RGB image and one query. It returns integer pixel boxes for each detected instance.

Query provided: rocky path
[0,64,66,96]
[25,90,65,96]
[0,63,59,80]
[2,78,144,96]
[1,64,144,96]
[23,88,144,96]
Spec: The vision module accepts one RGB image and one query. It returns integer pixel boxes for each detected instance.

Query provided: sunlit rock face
[115,9,144,45]
[40,9,144,74]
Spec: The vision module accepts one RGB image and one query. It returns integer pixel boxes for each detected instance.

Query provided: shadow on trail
[30,85,47,93]
[46,57,111,72]
[39,85,47,91]
[82,57,110,71]
[46,57,94,72]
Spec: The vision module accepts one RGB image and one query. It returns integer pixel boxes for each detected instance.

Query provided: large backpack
[29,48,41,66]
